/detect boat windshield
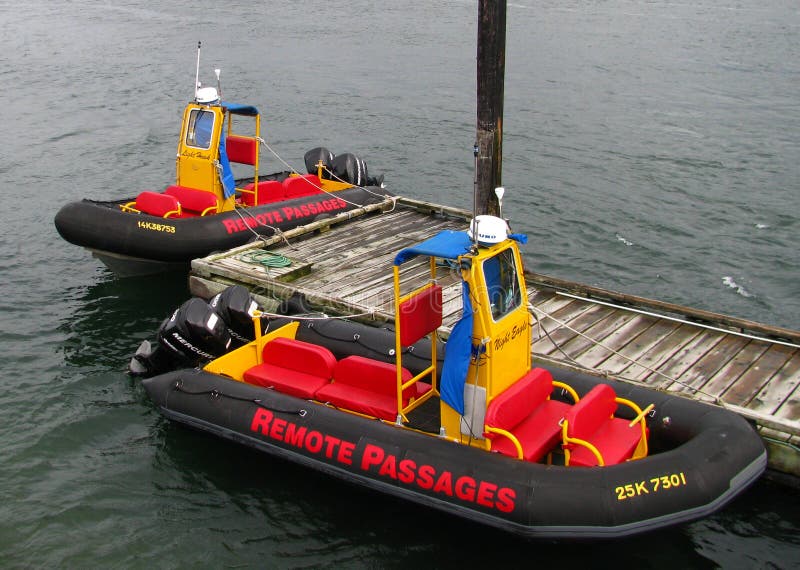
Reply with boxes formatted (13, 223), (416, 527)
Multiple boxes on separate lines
(483, 248), (522, 321)
(185, 109), (216, 149)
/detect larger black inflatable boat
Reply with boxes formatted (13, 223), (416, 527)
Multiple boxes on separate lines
(131, 221), (766, 539)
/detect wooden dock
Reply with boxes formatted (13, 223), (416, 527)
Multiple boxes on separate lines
(189, 196), (800, 477)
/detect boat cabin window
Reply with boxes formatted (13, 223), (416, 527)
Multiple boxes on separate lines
(185, 109), (216, 150)
(482, 248), (522, 321)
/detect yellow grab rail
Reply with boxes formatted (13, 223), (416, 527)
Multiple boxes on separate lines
(485, 426), (524, 460)
(561, 420), (606, 466)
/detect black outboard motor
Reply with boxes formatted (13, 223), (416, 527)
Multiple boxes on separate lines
(331, 152), (368, 187)
(208, 285), (261, 348)
(130, 297), (232, 377)
(304, 147), (335, 179)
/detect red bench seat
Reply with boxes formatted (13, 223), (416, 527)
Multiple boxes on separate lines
(484, 368), (572, 462)
(240, 180), (285, 206)
(563, 384), (646, 467)
(133, 191), (181, 218)
(164, 185), (218, 216)
(315, 355), (431, 421)
(283, 174), (323, 199)
(243, 337), (336, 399)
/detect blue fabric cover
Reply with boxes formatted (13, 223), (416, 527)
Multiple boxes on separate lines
(217, 122), (236, 199)
(393, 230), (528, 266)
(394, 231), (472, 266)
(395, 228), (528, 414)
(221, 102), (260, 116)
(440, 281), (474, 415)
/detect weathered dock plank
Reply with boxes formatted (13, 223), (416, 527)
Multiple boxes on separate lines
(571, 312), (645, 369)
(722, 344), (797, 406)
(752, 356), (800, 415)
(698, 342), (772, 403)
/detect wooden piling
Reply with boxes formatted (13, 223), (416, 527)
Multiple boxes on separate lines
(475, 0), (507, 216)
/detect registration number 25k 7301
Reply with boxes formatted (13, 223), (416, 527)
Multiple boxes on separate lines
(615, 472), (688, 501)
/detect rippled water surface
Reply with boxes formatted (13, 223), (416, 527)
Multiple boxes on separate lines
(2, 1), (799, 567)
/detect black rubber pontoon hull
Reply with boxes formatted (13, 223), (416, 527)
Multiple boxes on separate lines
(142, 367), (766, 539)
(55, 186), (392, 265)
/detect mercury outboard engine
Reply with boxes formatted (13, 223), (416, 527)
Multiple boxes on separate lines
(331, 152), (368, 187)
(304, 147), (335, 179)
(130, 297), (232, 377)
(208, 285), (261, 348)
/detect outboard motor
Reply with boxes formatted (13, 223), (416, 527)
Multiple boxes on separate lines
(129, 297), (232, 377)
(209, 285), (261, 348)
(304, 147), (335, 179)
(331, 152), (368, 187)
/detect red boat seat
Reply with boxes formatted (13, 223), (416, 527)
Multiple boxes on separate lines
(243, 337), (336, 399)
(484, 368), (572, 462)
(240, 180), (285, 206)
(284, 174), (323, 198)
(164, 185), (219, 216)
(134, 191), (181, 218)
(226, 135), (258, 166)
(315, 355), (431, 422)
(563, 384), (645, 467)
(398, 283), (442, 346)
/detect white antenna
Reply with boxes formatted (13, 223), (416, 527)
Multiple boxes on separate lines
(494, 186), (505, 219)
(472, 143), (479, 248)
(194, 41), (202, 100)
(214, 68), (221, 99)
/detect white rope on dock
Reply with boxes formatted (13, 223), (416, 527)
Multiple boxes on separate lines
(556, 291), (800, 350)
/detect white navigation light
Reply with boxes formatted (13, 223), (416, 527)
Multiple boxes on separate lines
(196, 86), (220, 104)
(468, 215), (508, 245)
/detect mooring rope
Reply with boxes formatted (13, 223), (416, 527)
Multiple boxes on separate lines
(258, 138), (398, 209)
(226, 138), (399, 249)
(229, 203), (293, 248)
(238, 250), (292, 269)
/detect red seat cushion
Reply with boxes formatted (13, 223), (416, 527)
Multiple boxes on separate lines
(489, 400), (571, 461)
(484, 368), (569, 461)
(566, 384), (617, 440)
(242, 338), (336, 399)
(226, 135), (258, 165)
(565, 384), (643, 467)
(485, 368), (555, 431)
(314, 356), (427, 421)
(164, 185), (218, 215)
(135, 191), (180, 217)
(567, 417), (643, 467)
(398, 284), (443, 346)
(284, 174), (322, 198)
(240, 180), (285, 206)
(243, 364), (331, 400)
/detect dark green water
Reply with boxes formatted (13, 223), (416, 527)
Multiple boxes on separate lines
(2, 1), (798, 567)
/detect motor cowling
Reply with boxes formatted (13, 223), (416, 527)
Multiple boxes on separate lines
(208, 285), (261, 348)
(331, 152), (368, 186)
(304, 147), (335, 179)
(130, 297), (232, 377)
